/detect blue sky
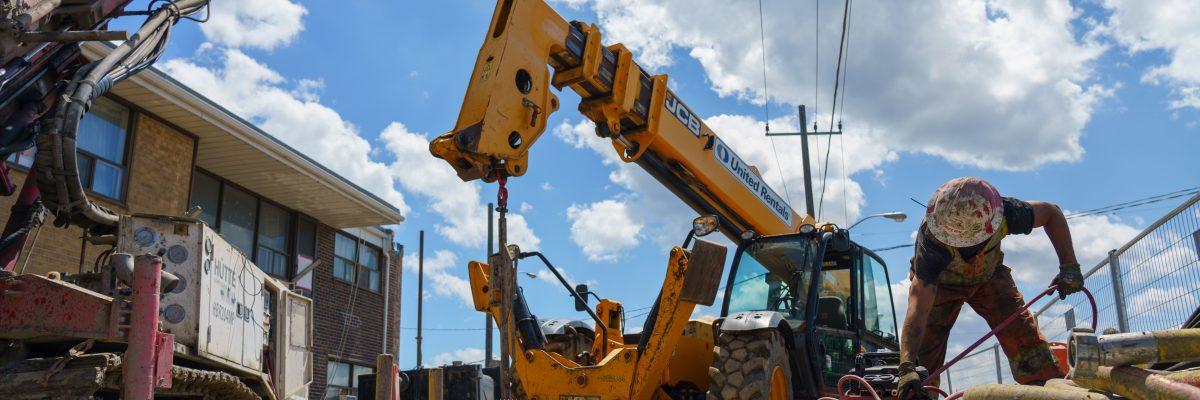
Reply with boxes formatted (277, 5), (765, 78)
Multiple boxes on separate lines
(116, 0), (1198, 368)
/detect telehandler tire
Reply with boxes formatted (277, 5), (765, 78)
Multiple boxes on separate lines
(706, 330), (792, 400)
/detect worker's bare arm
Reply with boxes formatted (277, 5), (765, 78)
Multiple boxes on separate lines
(900, 273), (937, 364)
(1029, 201), (1078, 266)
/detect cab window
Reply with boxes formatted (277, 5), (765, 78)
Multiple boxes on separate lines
(860, 252), (897, 342)
(816, 269), (851, 330)
(726, 235), (818, 317)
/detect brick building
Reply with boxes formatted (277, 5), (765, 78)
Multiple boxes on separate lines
(0, 43), (405, 399)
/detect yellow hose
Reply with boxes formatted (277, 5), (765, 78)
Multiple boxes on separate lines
(1073, 366), (1200, 400)
(960, 384), (1110, 400)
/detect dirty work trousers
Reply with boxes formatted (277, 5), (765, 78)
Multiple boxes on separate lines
(916, 265), (1063, 386)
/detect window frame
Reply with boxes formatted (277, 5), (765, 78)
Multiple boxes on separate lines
(324, 360), (373, 399)
(255, 200), (293, 278)
(293, 215), (319, 296)
(332, 231), (383, 292)
(192, 168), (307, 281)
(857, 248), (899, 345)
(6, 94), (136, 204)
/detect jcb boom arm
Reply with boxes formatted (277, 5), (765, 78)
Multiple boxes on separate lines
(431, 0), (814, 241)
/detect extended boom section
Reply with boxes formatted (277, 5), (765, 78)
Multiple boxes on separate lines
(430, 0), (812, 241)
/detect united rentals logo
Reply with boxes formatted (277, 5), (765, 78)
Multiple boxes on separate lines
(712, 137), (793, 227)
(664, 90), (702, 137)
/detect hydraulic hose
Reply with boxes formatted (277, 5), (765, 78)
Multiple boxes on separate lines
(1073, 366), (1200, 400)
(816, 285), (1098, 399)
(1071, 328), (1200, 378)
(34, 0), (208, 232)
(924, 285), (1097, 386)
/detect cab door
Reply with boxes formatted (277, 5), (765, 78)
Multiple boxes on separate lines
(857, 249), (899, 352)
(811, 244), (900, 392)
(812, 248), (861, 389)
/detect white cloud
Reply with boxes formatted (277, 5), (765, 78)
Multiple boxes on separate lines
(551, 0), (591, 10)
(1101, 0), (1200, 110)
(1002, 213), (1141, 286)
(519, 202), (534, 213)
(573, 0), (1108, 170)
(553, 119), (722, 251)
(404, 250), (472, 307)
(541, 182), (554, 191)
(532, 268), (594, 290)
(381, 123), (541, 250)
(553, 109), (896, 258)
(160, 49), (409, 213)
(199, 0), (307, 50)
(432, 347), (485, 366)
(705, 114), (896, 225)
(566, 199), (643, 262)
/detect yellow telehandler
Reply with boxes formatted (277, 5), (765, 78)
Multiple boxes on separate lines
(430, 1), (902, 398)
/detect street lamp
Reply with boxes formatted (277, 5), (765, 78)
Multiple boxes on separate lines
(848, 212), (907, 230)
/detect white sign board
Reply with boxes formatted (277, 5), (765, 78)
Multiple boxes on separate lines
(712, 137), (794, 227)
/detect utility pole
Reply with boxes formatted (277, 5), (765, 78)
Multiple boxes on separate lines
(416, 230), (424, 368)
(765, 105), (842, 218)
(485, 203), (494, 367)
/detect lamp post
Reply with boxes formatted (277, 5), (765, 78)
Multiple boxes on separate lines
(847, 212), (907, 230)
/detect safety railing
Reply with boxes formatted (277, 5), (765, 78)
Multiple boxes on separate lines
(938, 192), (1200, 392)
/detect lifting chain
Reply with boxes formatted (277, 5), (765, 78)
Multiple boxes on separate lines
(41, 338), (94, 386)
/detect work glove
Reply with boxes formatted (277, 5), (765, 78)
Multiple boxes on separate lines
(897, 361), (927, 400)
(1053, 262), (1084, 299)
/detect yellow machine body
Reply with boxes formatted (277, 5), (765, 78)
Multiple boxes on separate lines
(468, 241), (725, 399)
(436, 0), (832, 398)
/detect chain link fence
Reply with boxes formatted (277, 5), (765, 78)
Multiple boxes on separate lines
(938, 193), (1200, 393)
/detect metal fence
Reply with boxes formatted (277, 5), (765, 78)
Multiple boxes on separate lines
(938, 193), (1200, 393)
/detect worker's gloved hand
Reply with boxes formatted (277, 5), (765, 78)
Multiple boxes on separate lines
(897, 361), (927, 399)
(1053, 262), (1084, 299)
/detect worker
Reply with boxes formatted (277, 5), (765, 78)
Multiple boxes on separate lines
(897, 177), (1084, 399)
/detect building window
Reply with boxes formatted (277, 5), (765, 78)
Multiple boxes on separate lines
(191, 172), (221, 227)
(333, 234), (357, 282)
(6, 96), (131, 201)
(333, 232), (381, 291)
(358, 242), (380, 291)
(256, 202), (291, 277)
(325, 361), (373, 400)
(76, 96), (130, 200)
(219, 185), (257, 256)
(294, 217), (317, 295)
(190, 170), (309, 280)
(6, 148), (33, 168)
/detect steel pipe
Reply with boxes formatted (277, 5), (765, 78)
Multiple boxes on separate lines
(959, 384), (1110, 400)
(122, 254), (162, 400)
(1073, 366), (1200, 400)
(18, 30), (129, 43)
(1071, 328), (1200, 378)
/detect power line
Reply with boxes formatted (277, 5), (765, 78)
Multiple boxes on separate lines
(759, 0), (794, 208)
(837, 0), (854, 225)
(1066, 186), (1200, 219)
(872, 244), (914, 253)
(817, 0), (853, 220)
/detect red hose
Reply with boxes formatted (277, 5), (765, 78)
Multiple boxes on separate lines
(818, 374), (883, 400)
(817, 285), (1098, 399)
(923, 285), (1097, 386)
(923, 386), (949, 398)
